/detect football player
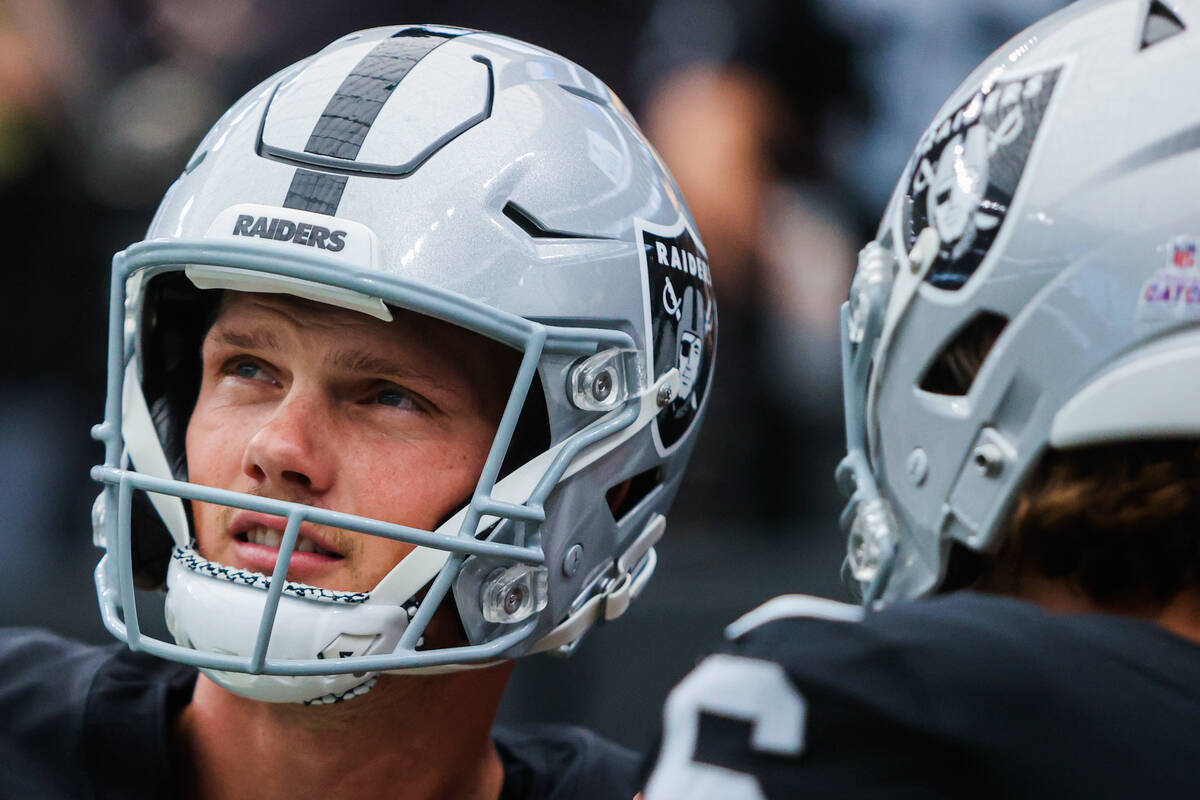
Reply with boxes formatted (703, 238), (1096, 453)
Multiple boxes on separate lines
(643, 1), (1200, 796)
(0, 26), (716, 799)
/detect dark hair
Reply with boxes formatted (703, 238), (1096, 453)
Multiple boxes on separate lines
(992, 441), (1200, 606)
(931, 322), (1200, 606)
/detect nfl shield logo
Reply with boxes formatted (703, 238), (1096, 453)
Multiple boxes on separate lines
(1172, 240), (1196, 268)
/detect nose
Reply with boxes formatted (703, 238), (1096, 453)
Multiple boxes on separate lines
(241, 390), (335, 495)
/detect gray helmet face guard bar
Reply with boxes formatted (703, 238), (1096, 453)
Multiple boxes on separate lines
(836, 300), (896, 606)
(836, 237), (905, 604)
(91, 237), (640, 675)
(836, 230), (942, 605)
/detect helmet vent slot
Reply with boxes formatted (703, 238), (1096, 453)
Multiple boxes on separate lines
(559, 84), (608, 106)
(918, 311), (1008, 396)
(502, 201), (594, 240)
(607, 467), (663, 522)
(1142, 1), (1186, 49)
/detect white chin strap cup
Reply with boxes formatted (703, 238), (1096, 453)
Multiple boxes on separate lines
(164, 557), (409, 704)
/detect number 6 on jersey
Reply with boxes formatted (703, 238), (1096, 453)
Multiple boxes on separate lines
(644, 654), (806, 800)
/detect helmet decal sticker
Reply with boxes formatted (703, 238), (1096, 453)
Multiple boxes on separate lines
(906, 66), (1062, 290)
(637, 218), (717, 453)
(1137, 236), (1200, 320)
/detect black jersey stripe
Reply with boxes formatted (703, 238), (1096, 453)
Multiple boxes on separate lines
(282, 169), (348, 215)
(303, 31), (457, 160)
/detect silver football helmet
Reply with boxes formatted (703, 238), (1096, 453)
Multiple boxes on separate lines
(91, 25), (716, 703)
(838, 0), (1200, 603)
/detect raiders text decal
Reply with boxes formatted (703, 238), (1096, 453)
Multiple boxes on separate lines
(637, 218), (717, 453)
(906, 66), (1062, 290)
(232, 214), (348, 252)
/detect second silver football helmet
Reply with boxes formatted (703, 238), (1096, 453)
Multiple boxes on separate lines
(839, 0), (1200, 603)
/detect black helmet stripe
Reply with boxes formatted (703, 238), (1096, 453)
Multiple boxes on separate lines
(283, 28), (460, 215)
(283, 169), (349, 216)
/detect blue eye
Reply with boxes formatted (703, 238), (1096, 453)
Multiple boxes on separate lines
(376, 387), (416, 409)
(233, 361), (262, 380)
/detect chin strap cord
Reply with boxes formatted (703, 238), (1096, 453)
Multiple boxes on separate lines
(303, 675), (379, 706)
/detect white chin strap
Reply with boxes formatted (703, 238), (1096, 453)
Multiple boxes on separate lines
(164, 555), (411, 704)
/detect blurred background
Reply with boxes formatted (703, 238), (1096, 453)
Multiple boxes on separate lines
(0, 0), (1067, 752)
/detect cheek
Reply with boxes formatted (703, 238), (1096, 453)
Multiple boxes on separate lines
(351, 432), (492, 531)
(185, 393), (252, 555)
(348, 449), (484, 586)
(185, 401), (226, 485)
(185, 391), (259, 484)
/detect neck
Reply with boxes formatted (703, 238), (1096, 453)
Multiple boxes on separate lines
(1008, 574), (1200, 645)
(174, 664), (513, 800)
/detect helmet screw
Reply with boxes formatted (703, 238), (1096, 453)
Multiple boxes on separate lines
(906, 448), (929, 486)
(592, 370), (613, 402)
(562, 543), (583, 577)
(503, 584), (527, 615)
(657, 384), (674, 407)
(972, 443), (1005, 477)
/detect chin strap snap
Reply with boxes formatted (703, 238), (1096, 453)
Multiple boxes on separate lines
(531, 513), (666, 656)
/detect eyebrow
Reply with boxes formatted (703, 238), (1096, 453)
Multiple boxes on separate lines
(325, 348), (437, 381)
(213, 328), (280, 351)
(211, 324), (440, 384)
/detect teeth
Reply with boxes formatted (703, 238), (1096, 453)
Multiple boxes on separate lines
(244, 526), (336, 557)
(246, 526), (282, 549)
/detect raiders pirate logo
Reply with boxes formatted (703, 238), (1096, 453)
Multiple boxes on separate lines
(637, 218), (717, 453)
(906, 65), (1062, 290)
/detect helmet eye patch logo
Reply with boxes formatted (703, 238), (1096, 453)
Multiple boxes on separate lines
(906, 66), (1062, 290)
(637, 219), (717, 452)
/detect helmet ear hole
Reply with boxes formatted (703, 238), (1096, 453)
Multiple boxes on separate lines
(918, 311), (1008, 396)
(938, 540), (992, 593)
(606, 467), (663, 523)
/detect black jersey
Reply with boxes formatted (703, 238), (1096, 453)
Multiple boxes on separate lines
(0, 629), (638, 800)
(642, 591), (1200, 799)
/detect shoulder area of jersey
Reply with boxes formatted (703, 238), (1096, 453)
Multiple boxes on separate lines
(724, 594), (865, 640)
(720, 592), (1041, 642)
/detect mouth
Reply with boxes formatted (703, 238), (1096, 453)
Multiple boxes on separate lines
(236, 525), (342, 558)
(226, 513), (346, 579)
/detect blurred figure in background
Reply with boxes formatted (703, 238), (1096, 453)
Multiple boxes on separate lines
(635, 0), (1069, 528)
(638, 0), (859, 527)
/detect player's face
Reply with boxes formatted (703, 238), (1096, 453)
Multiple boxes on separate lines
(185, 292), (515, 593)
